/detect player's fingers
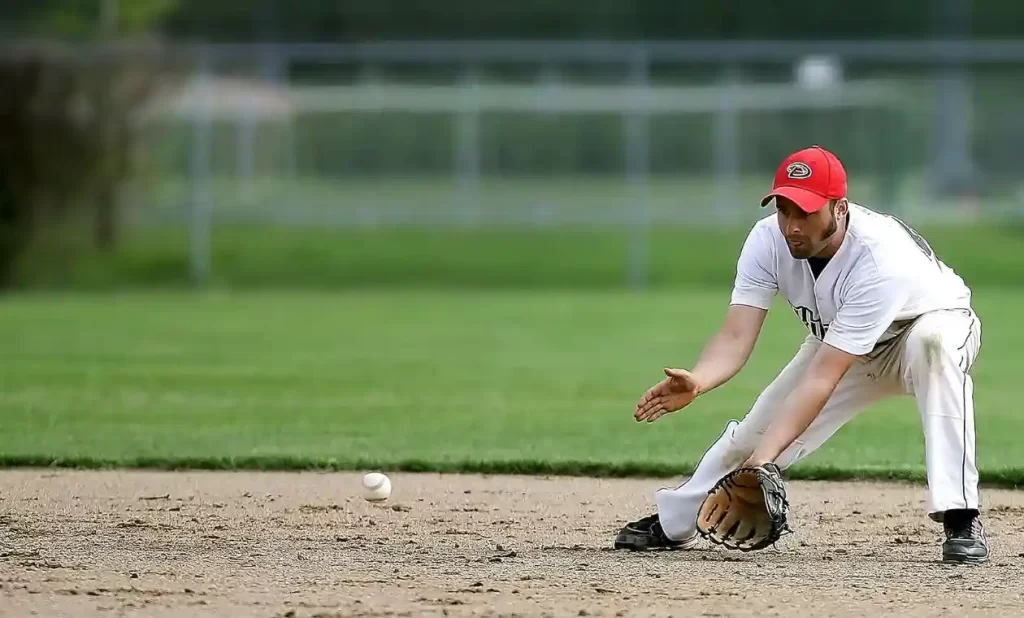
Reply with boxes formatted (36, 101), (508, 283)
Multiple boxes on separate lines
(636, 389), (657, 407)
(648, 406), (674, 422)
(634, 402), (654, 421)
(644, 402), (671, 422)
(637, 396), (666, 417)
(637, 407), (657, 422)
(634, 397), (651, 415)
(635, 388), (651, 405)
(636, 389), (659, 409)
(635, 399), (664, 421)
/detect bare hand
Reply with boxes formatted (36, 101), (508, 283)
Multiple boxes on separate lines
(634, 368), (702, 423)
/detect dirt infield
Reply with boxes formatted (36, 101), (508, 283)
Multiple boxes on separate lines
(1, 470), (1023, 617)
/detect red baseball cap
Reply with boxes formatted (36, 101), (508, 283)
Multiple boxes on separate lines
(760, 145), (847, 213)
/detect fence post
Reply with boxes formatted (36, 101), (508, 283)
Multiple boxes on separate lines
(714, 64), (741, 223)
(237, 100), (255, 203)
(624, 50), (651, 290)
(455, 68), (482, 224)
(931, 0), (975, 201)
(264, 47), (297, 180)
(189, 47), (213, 286)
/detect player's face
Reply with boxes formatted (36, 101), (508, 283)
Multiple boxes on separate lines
(774, 197), (841, 259)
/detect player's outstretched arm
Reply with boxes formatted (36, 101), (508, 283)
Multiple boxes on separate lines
(688, 303), (769, 394)
(744, 341), (856, 466)
(634, 303), (767, 422)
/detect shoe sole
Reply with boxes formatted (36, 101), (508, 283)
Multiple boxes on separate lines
(942, 553), (989, 565)
(613, 533), (699, 552)
(942, 541), (989, 565)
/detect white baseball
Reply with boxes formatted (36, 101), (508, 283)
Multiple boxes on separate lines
(361, 472), (392, 502)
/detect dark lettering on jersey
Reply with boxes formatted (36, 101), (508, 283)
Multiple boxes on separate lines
(793, 304), (828, 340)
(881, 212), (938, 263)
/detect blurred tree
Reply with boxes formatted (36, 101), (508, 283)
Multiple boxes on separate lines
(8, 0), (179, 39)
(0, 45), (172, 286)
(0, 1), (177, 287)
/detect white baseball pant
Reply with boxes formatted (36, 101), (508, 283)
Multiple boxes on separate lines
(655, 307), (983, 541)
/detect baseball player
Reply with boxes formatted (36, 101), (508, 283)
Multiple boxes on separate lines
(614, 145), (988, 564)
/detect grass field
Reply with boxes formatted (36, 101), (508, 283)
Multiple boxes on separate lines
(19, 222), (1024, 290)
(2, 288), (1022, 485)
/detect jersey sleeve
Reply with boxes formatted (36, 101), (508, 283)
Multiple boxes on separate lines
(823, 265), (910, 356)
(730, 223), (778, 310)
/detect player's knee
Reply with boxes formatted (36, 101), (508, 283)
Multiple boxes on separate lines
(905, 323), (957, 373)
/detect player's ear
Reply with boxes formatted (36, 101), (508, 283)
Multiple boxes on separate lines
(835, 198), (849, 217)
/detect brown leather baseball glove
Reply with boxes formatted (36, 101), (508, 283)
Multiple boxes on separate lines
(696, 463), (792, 551)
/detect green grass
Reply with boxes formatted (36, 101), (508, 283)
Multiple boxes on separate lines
(17, 222), (1024, 291)
(1, 288), (1023, 486)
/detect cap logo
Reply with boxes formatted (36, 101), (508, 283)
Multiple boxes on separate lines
(786, 162), (812, 179)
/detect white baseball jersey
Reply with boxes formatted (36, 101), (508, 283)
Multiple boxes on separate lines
(730, 202), (973, 356)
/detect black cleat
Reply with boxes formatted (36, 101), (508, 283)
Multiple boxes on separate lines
(613, 513), (698, 551)
(942, 509), (989, 564)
